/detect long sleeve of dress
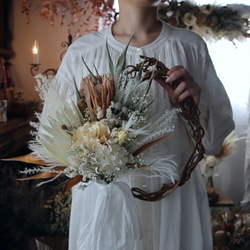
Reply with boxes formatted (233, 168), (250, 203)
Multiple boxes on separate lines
(194, 40), (235, 155)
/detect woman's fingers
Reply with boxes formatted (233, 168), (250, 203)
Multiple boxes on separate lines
(156, 78), (180, 107)
(166, 65), (192, 84)
(174, 81), (200, 105)
(155, 65), (201, 107)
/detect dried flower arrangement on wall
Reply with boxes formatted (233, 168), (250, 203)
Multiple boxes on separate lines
(158, 1), (250, 42)
(21, 0), (115, 36)
(22, 1), (250, 42)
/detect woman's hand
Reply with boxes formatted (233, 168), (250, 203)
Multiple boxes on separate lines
(157, 65), (201, 107)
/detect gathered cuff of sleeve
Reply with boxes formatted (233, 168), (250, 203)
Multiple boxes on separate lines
(198, 92), (235, 155)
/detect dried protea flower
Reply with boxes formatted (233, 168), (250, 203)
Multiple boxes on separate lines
(80, 74), (114, 121)
(78, 98), (87, 111)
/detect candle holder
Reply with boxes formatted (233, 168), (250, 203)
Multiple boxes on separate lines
(60, 34), (72, 61)
(30, 64), (57, 77)
(30, 34), (72, 77)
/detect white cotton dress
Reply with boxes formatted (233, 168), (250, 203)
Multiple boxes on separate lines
(53, 21), (235, 250)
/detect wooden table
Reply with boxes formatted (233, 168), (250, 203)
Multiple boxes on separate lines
(209, 187), (234, 208)
(0, 115), (35, 158)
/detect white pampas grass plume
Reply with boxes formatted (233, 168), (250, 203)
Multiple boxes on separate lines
(30, 74), (85, 167)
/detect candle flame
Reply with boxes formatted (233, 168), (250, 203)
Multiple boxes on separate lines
(32, 40), (39, 55)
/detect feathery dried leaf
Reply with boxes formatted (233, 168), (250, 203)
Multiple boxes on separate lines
(132, 132), (177, 156)
(17, 166), (66, 181)
(2, 153), (48, 165)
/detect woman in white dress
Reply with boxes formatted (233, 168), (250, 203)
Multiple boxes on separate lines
(53, 0), (235, 249)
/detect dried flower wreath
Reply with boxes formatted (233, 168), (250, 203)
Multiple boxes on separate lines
(158, 0), (250, 42)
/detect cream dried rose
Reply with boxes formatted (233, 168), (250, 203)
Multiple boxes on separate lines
(73, 121), (110, 149)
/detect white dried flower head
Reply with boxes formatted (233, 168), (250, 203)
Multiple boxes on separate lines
(116, 128), (129, 144)
(188, 24), (200, 32)
(110, 127), (118, 138)
(106, 106), (113, 118)
(198, 26), (214, 41)
(205, 155), (222, 167)
(114, 102), (122, 110)
(121, 106), (128, 114)
(200, 4), (214, 15)
(183, 12), (197, 26)
(94, 143), (134, 175)
(96, 106), (104, 119)
(166, 11), (174, 17)
(67, 155), (82, 167)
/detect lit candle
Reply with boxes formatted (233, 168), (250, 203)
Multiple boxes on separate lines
(32, 40), (39, 64)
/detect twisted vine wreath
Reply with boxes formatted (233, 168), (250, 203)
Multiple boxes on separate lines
(128, 56), (205, 202)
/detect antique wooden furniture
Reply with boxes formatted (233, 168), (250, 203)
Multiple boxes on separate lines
(0, 115), (35, 158)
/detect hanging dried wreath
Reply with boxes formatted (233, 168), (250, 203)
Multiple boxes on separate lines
(158, 0), (250, 42)
(21, 0), (115, 36)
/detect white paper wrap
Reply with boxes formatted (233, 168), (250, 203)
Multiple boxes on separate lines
(77, 182), (142, 250)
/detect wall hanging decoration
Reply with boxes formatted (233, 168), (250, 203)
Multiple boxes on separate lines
(158, 0), (250, 42)
(21, 0), (115, 36)
(21, 1), (250, 42)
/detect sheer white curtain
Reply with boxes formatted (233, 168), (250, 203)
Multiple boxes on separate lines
(191, 0), (250, 205)
(242, 94), (250, 211)
(206, 39), (250, 205)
